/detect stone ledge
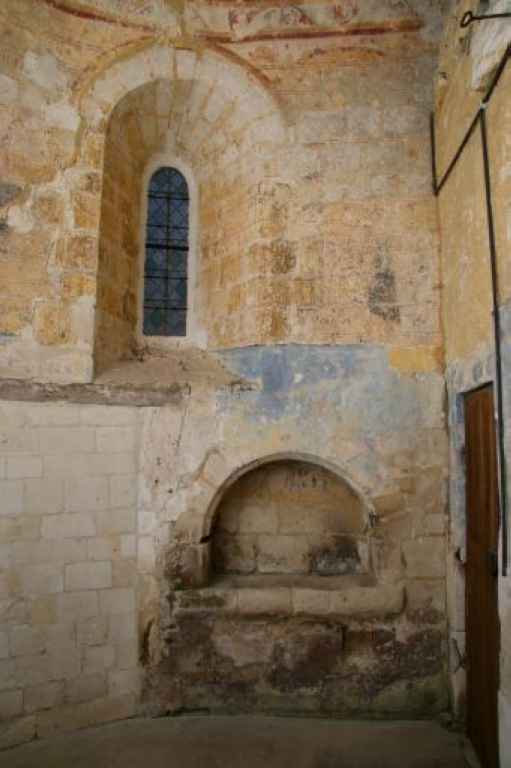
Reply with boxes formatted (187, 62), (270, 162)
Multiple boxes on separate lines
(174, 582), (405, 619)
(0, 378), (186, 407)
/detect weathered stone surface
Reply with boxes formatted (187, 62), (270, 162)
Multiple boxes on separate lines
(406, 580), (446, 623)
(402, 538), (446, 579)
(329, 584), (404, 618)
(166, 543), (211, 589)
(213, 460), (367, 576)
(0, 379), (185, 407)
(0, 183), (22, 208)
(0, 0), (443, 379)
(0, 0), (455, 743)
(435, 9), (511, 754)
(0, 399), (140, 742)
(173, 582), (404, 621)
(150, 611), (445, 718)
(237, 587), (292, 616)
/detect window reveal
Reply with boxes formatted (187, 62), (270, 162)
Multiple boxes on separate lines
(143, 167), (189, 337)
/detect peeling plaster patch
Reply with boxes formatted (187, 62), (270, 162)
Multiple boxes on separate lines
(0, 183), (22, 208)
(368, 248), (399, 323)
(0, 75), (18, 105)
(80, 96), (104, 129)
(70, 297), (96, 348)
(7, 206), (34, 234)
(228, 6), (315, 41)
(389, 346), (442, 374)
(23, 52), (69, 91)
(470, 0), (511, 89)
(217, 345), (443, 434)
(45, 102), (80, 131)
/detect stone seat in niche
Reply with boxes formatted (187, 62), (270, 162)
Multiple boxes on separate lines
(173, 574), (404, 619)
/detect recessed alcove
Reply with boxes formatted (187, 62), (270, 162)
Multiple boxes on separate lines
(211, 459), (370, 581)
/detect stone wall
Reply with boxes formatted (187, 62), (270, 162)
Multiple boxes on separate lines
(434, 1), (511, 763)
(0, 0), (444, 380)
(142, 345), (448, 719)
(94, 87), (146, 371)
(0, 401), (140, 747)
(0, 341), (449, 742)
(0, 0), (452, 749)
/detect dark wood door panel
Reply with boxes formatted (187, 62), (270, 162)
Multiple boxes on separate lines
(465, 385), (500, 768)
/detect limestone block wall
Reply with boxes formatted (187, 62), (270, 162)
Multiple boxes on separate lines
(92, 24), (442, 360)
(434, 1), (511, 759)
(0, 401), (140, 748)
(95, 89), (146, 370)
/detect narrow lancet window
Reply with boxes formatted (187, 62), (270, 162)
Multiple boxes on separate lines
(143, 167), (189, 337)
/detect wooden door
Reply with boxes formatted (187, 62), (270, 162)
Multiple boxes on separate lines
(465, 385), (500, 768)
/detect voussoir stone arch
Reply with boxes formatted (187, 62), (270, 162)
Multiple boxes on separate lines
(174, 450), (375, 544)
(80, 45), (284, 134)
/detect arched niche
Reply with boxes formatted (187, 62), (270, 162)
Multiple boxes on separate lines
(211, 458), (369, 578)
(167, 452), (374, 590)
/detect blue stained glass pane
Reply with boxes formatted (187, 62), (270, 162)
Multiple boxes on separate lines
(147, 197), (167, 226)
(167, 310), (186, 336)
(145, 248), (168, 275)
(146, 225), (167, 245)
(144, 166), (189, 337)
(170, 250), (187, 275)
(144, 277), (166, 302)
(149, 168), (171, 194)
(170, 233), (188, 248)
(168, 169), (188, 198)
(168, 279), (187, 306)
(143, 307), (166, 336)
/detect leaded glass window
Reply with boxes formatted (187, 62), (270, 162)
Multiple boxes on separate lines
(143, 167), (189, 337)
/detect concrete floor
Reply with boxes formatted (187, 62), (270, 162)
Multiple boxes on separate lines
(1, 716), (472, 768)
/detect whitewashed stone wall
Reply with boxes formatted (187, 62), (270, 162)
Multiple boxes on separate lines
(0, 401), (141, 747)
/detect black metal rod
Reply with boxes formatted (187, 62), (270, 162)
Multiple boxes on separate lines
(430, 113), (438, 194)
(433, 44), (511, 195)
(480, 109), (508, 577)
(435, 110), (481, 195)
(461, 10), (511, 28)
(431, 43), (511, 575)
(482, 42), (511, 106)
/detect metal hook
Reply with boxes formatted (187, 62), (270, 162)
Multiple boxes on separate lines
(461, 9), (511, 27)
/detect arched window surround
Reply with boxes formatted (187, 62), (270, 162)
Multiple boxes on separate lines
(137, 153), (203, 350)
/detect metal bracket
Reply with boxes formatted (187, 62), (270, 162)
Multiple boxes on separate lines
(461, 10), (511, 28)
(451, 637), (466, 673)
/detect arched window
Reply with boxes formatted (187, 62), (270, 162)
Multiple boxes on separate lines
(143, 167), (189, 337)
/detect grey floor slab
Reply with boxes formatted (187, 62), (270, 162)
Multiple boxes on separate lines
(1, 716), (470, 768)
